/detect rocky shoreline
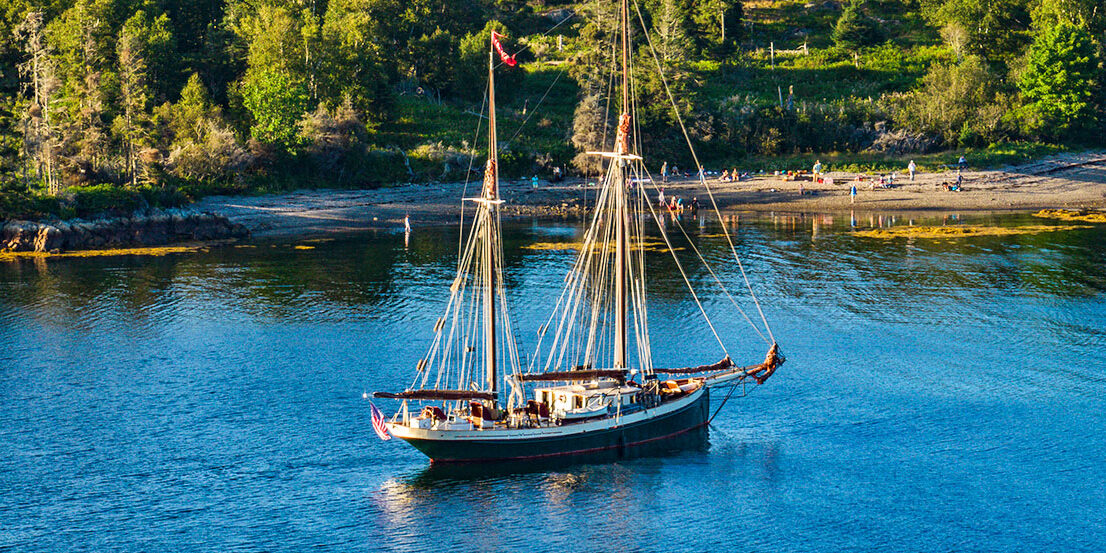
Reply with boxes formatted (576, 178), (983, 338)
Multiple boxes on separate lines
(1, 209), (250, 253)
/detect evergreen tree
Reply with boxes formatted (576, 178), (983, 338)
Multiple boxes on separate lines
(119, 10), (176, 103)
(832, 0), (884, 51)
(15, 10), (62, 193)
(927, 0), (1032, 62)
(1018, 21), (1099, 139)
(455, 21), (523, 102)
(689, 0), (742, 56)
(114, 20), (151, 186)
(650, 0), (693, 63)
(319, 0), (392, 116)
(410, 27), (456, 95)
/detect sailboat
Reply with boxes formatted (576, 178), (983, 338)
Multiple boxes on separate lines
(372, 5), (783, 463)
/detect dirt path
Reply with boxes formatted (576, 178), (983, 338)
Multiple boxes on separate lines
(195, 151), (1106, 238)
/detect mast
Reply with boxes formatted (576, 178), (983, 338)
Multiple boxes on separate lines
(614, 0), (631, 369)
(483, 38), (499, 397)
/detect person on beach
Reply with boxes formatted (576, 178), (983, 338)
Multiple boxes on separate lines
(697, 166), (705, 182)
(850, 185), (857, 204)
(671, 164), (679, 178)
(720, 169), (730, 182)
(799, 182), (805, 196)
(958, 155), (967, 171)
(813, 160), (823, 181)
(661, 161), (668, 183)
(731, 168), (739, 181)
(908, 160), (916, 181)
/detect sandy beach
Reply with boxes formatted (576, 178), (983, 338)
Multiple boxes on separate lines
(194, 151), (1106, 238)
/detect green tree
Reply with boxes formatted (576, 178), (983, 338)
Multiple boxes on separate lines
(114, 20), (151, 186)
(1031, 0), (1106, 36)
(832, 0), (884, 50)
(649, 0), (694, 63)
(319, 0), (392, 116)
(161, 73), (222, 145)
(241, 68), (310, 149)
(15, 10), (62, 193)
(927, 0), (1032, 62)
(410, 27), (456, 94)
(118, 10), (176, 103)
(48, 0), (116, 181)
(689, 0), (742, 56)
(1017, 21), (1099, 139)
(455, 21), (523, 102)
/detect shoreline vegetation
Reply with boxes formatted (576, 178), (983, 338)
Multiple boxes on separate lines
(2, 0), (1105, 223)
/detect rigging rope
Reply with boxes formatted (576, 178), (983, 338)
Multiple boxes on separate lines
(636, 182), (729, 357)
(638, 166), (771, 346)
(632, 0), (776, 344)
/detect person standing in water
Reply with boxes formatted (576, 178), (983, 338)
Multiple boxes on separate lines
(404, 214), (411, 233)
(850, 184), (857, 204)
(908, 160), (917, 181)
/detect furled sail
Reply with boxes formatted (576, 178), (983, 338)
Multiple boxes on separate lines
(373, 390), (497, 401)
(513, 369), (629, 383)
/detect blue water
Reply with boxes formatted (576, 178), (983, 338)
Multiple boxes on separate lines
(1, 212), (1104, 552)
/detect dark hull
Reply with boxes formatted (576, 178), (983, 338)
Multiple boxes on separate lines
(401, 389), (710, 463)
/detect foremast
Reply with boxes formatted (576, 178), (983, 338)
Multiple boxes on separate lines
(614, 0), (632, 369)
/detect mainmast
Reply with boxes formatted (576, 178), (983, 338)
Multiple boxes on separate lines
(483, 38), (500, 397)
(614, 0), (631, 369)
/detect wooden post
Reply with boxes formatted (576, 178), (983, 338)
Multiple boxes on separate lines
(770, 41), (775, 68)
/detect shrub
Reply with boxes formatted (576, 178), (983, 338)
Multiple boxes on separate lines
(888, 56), (1014, 147)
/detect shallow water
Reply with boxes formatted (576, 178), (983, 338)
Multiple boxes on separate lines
(1, 212), (1104, 552)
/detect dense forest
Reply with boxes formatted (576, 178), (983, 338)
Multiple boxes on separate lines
(0, 0), (1103, 218)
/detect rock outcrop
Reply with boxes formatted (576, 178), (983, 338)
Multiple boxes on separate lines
(1, 209), (250, 253)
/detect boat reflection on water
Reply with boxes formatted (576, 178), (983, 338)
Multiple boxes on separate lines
(371, 427), (712, 540)
(401, 425), (709, 486)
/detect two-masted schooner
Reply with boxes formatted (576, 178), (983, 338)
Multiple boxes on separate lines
(372, 4), (783, 463)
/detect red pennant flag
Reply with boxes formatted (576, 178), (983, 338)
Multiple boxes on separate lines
(491, 31), (517, 67)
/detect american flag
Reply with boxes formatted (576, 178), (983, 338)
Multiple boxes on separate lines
(370, 402), (391, 441)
